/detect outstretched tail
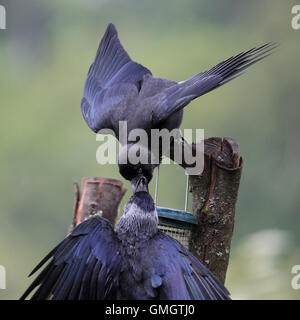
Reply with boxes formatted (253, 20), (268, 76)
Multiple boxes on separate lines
(153, 42), (279, 122)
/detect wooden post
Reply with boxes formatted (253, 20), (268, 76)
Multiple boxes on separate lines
(169, 136), (243, 283)
(70, 177), (127, 232)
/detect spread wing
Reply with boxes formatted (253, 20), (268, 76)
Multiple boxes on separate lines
(150, 42), (278, 124)
(81, 23), (151, 132)
(20, 217), (121, 300)
(143, 232), (230, 300)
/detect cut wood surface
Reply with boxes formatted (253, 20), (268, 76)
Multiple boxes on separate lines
(71, 177), (127, 230)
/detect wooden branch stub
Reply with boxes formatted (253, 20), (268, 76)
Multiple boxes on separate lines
(72, 182), (80, 228)
(188, 137), (243, 284)
(159, 136), (242, 283)
(72, 177), (127, 230)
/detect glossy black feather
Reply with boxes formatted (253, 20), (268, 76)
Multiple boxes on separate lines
(141, 232), (230, 300)
(152, 42), (278, 122)
(80, 23), (277, 137)
(81, 23), (151, 133)
(20, 217), (121, 300)
(21, 203), (231, 300)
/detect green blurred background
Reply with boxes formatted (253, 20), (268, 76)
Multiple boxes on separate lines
(0, 0), (299, 299)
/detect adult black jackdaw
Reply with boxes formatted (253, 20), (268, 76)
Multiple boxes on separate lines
(81, 23), (277, 141)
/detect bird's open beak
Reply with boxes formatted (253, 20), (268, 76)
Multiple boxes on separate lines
(132, 175), (148, 193)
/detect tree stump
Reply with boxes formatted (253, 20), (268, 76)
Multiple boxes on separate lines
(71, 177), (127, 231)
(169, 136), (243, 283)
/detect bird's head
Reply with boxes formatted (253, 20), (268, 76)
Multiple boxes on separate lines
(117, 144), (159, 236)
(118, 143), (158, 194)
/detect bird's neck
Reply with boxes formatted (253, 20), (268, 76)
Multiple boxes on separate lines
(116, 197), (158, 242)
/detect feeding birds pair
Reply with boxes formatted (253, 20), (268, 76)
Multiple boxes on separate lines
(21, 23), (277, 300)
(21, 145), (230, 300)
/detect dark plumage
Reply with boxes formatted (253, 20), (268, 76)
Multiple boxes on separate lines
(81, 23), (277, 138)
(21, 178), (230, 300)
(118, 143), (158, 192)
(20, 217), (121, 300)
(116, 192), (230, 300)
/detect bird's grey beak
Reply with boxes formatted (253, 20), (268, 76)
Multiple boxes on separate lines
(132, 175), (148, 193)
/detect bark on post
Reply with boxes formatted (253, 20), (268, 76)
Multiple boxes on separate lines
(71, 177), (127, 231)
(169, 136), (243, 283)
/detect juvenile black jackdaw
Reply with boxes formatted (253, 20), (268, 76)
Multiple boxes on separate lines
(21, 157), (230, 300)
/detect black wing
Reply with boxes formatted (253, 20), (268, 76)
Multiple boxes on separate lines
(151, 42), (278, 123)
(20, 216), (121, 300)
(81, 23), (151, 132)
(143, 232), (230, 300)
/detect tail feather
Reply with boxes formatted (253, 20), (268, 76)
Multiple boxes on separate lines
(153, 42), (279, 122)
(187, 42), (278, 93)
